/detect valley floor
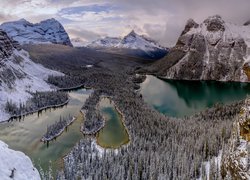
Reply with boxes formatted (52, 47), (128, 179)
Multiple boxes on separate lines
(1, 44), (249, 179)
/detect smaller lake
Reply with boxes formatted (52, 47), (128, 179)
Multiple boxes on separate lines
(141, 75), (250, 117)
(97, 98), (129, 148)
(0, 89), (92, 174)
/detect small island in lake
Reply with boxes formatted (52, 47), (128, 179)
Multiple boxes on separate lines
(41, 115), (76, 142)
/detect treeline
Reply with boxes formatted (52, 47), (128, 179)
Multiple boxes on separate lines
(42, 115), (75, 142)
(55, 66), (241, 180)
(47, 75), (85, 90)
(5, 91), (68, 117)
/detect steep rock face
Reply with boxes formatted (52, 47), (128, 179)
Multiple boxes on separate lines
(0, 18), (72, 46)
(0, 30), (15, 59)
(86, 30), (168, 59)
(152, 15), (250, 82)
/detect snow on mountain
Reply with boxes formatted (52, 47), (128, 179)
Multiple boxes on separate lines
(86, 30), (168, 59)
(0, 29), (64, 122)
(0, 18), (72, 46)
(87, 37), (122, 48)
(0, 140), (40, 180)
(151, 15), (250, 82)
(118, 30), (165, 52)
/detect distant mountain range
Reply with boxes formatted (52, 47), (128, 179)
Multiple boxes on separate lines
(0, 18), (72, 46)
(0, 18), (167, 60)
(148, 15), (250, 82)
(85, 30), (168, 60)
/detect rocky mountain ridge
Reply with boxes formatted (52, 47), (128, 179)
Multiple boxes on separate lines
(149, 15), (250, 82)
(86, 30), (168, 59)
(0, 18), (72, 46)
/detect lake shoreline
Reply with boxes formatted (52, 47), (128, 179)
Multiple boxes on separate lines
(96, 97), (130, 149)
(41, 116), (77, 142)
(1, 84), (93, 124)
(2, 99), (70, 124)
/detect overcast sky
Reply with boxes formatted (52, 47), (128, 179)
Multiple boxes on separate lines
(0, 0), (250, 46)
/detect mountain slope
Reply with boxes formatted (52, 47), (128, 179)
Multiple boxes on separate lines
(150, 15), (250, 82)
(0, 18), (72, 46)
(86, 30), (168, 60)
(0, 29), (63, 122)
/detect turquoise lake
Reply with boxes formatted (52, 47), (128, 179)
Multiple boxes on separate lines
(141, 75), (250, 117)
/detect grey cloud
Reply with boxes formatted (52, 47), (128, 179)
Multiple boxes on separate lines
(66, 28), (101, 41)
(110, 0), (250, 46)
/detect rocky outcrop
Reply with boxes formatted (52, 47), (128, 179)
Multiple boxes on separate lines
(221, 98), (250, 179)
(0, 30), (15, 59)
(150, 15), (250, 82)
(0, 18), (72, 46)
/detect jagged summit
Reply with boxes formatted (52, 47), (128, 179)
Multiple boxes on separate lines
(0, 18), (72, 46)
(125, 30), (137, 37)
(181, 19), (199, 35)
(203, 15), (225, 32)
(121, 30), (142, 44)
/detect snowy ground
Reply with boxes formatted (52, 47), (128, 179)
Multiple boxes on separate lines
(0, 140), (40, 180)
(0, 49), (64, 122)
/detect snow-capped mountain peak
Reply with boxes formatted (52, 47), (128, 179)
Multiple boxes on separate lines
(0, 18), (72, 46)
(86, 30), (168, 59)
(118, 30), (164, 51)
(87, 30), (165, 50)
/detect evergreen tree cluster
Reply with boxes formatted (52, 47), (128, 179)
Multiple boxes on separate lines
(42, 115), (74, 142)
(47, 75), (85, 90)
(5, 91), (68, 118)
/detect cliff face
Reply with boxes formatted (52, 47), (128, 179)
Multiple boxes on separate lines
(151, 15), (250, 82)
(0, 18), (72, 46)
(0, 30), (16, 59)
(221, 98), (250, 179)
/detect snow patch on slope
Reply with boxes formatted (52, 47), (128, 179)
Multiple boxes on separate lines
(0, 140), (40, 180)
(0, 49), (64, 122)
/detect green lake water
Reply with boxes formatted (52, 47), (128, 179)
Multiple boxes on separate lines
(97, 98), (129, 148)
(0, 89), (92, 173)
(141, 75), (250, 117)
